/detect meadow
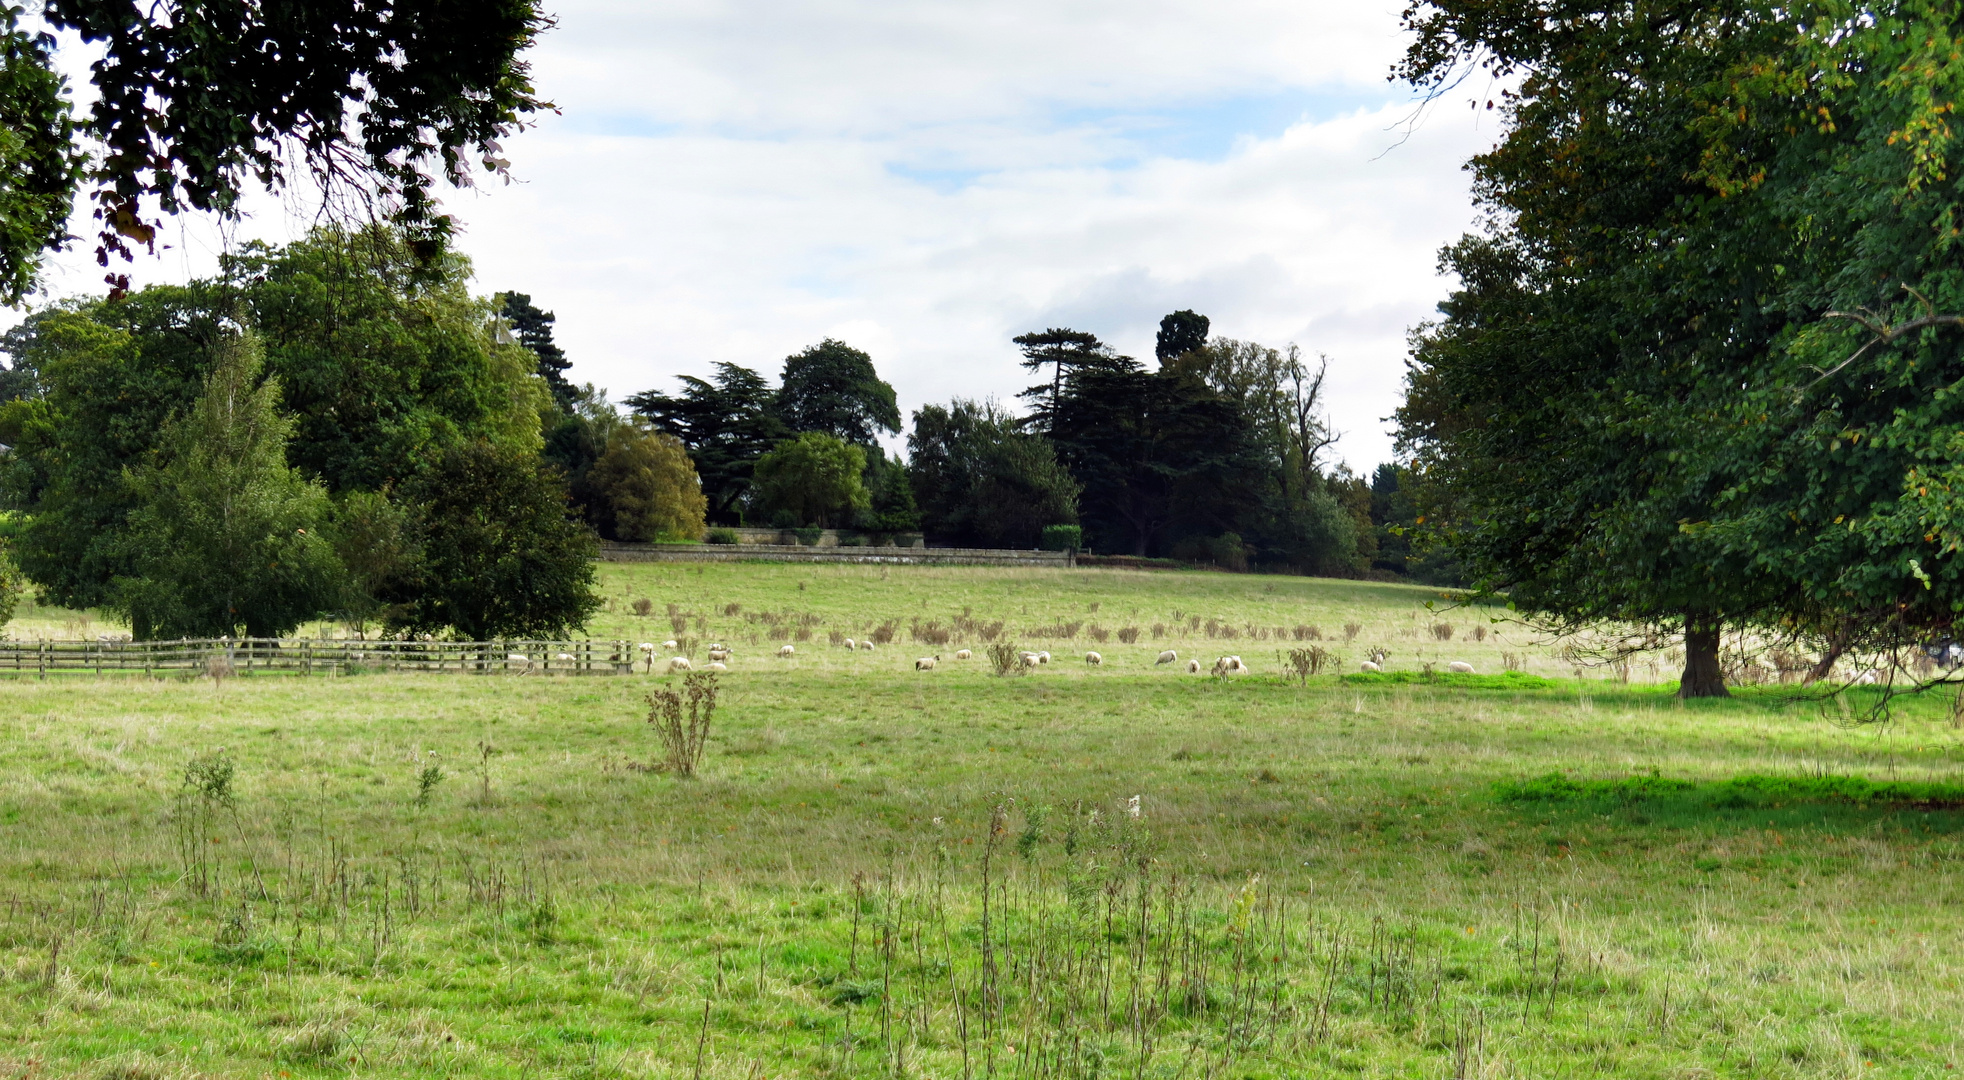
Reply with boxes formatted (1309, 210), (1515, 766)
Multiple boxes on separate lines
(2, 563), (1962, 1078)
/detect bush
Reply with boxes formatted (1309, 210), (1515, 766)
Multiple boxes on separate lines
(792, 526), (823, 546)
(586, 421), (708, 542)
(705, 527), (740, 545)
(1039, 524), (1082, 551)
(751, 432), (869, 528)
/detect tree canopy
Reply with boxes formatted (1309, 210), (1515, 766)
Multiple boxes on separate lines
(776, 340), (900, 447)
(626, 362), (788, 524)
(908, 399), (1078, 548)
(750, 433), (869, 529)
(5, 0), (550, 299)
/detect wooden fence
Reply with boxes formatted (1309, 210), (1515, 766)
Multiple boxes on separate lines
(0, 638), (645, 677)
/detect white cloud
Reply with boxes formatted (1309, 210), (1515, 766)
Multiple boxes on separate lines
(9, 0), (1502, 471)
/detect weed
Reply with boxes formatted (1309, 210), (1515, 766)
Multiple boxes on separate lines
(646, 672), (720, 777)
(1431, 623), (1455, 641)
(987, 642), (1022, 676)
(1344, 622), (1362, 642)
(632, 598), (654, 617)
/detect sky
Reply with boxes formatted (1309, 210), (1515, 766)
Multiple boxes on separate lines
(14, 0), (1503, 472)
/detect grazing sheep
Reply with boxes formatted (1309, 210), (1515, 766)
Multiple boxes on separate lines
(844, 638), (857, 650)
(954, 649), (972, 660)
(1448, 661), (1475, 674)
(555, 652), (576, 662)
(638, 642), (657, 673)
(662, 639), (679, 650)
(1212, 656), (1246, 675)
(1085, 651), (1102, 665)
(1155, 649), (1177, 665)
(707, 648), (730, 662)
(1037, 650), (1051, 664)
(506, 653), (536, 673)
(668, 656), (693, 672)
(705, 661), (729, 672)
(860, 640), (875, 651)
(1186, 659), (1201, 674)
(778, 644), (796, 657)
(1020, 652), (1040, 668)
(915, 656), (939, 671)
(1360, 661), (1382, 673)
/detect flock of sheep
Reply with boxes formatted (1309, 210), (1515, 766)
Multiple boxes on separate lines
(615, 640), (1388, 678)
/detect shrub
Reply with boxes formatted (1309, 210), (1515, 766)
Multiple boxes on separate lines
(1293, 624), (1321, 641)
(987, 641), (1023, 676)
(1343, 622), (1362, 642)
(1472, 625), (1487, 642)
(1430, 623), (1455, 641)
(645, 672), (719, 777)
(705, 528), (740, 545)
(1039, 524), (1082, 551)
(1087, 625), (1110, 642)
(587, 421), (708, 542)
(792, 526), (823, 546)
(870, 620), (897, 644)
(631, 598), (654, 616)
(1116, 626), (1140, 644)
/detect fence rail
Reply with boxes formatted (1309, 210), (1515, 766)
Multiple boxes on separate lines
(0, 638), (646, 677)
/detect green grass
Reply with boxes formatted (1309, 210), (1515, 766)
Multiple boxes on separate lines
(3, 563), (1964, 1077)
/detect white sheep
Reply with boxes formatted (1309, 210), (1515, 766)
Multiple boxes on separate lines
(778, 644), (796, 657)
(638, 642), (657, 673)
(954, 649), (973, 660)
(506, 652), (535, 673)
(661, 639), (679, 650)
(1085, 651), (1102, 665)
(1020, 652), (1040, 668)
(860, 640), (875, 651)
(707, 648), (730, 662)
(915, 656), (939, 671)
(1360, 661), (1382, 673)
(555, 652), (576, 662)
(1448, 661), (1475, 674)
(668, 656), (693, 672)
(1186, 659), (1201, 674)
(705, 661), (729, 672)
(1155, 649), (1177, 665)
(1037, 650), (1051, 664)
(844, 638), (857, 650)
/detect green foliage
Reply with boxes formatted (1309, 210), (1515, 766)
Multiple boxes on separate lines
(39, 0), (550, 286)
(705, 527), (740, 545)
(1154, 310), (1210, 362)
(908, 399), (1079, 548)
(750, 433), (869, 529)
(0, 9), (84, 304)
(111, 333), (342, 640)
(323, 490), (411, 637)
(859, 451), (921, 535)
(383, 440), (600, 640)
(0, 541), (23, 628)
(1013, 328), (1135, 426)
(627, 362), (788, 524)
(499, 291), (573, 411)
(1039, 524), (1081, 551)
(587, 421), (707, 542)
(1495, 772), (1964, 810)
(774, 340), (899, 447)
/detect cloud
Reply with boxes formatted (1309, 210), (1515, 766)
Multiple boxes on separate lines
(8, 0), (1501, 471)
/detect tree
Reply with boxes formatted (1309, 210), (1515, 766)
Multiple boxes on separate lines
(10, 0), (549, 298)
(861, 450), (923, 536)
(111, 332), (342, 640)
(588, 421), (708, 542)
(775, 340), (900, 446)
(541, 383), (622, 531)
(500, 292), (575, 411)
(383, 439), (600, 640)
(325, 489), (412, 638)
(1012, 328), (1137, 429)
(626, 362), (788, 523)
(1155, 310), (1210, 363)
(908, 400), (1079, 548)
(1394, 0), (1799, 695)
(749, 433), (869, 528)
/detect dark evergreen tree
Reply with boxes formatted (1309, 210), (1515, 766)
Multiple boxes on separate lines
(1154, 310), (1210, 363)
(774, 340), (900, 446)
(627, 362), (789, 524)
(1012, 328), (1136, 430)
(500, 292), (575, 411)
(908, 400), (1077, 548)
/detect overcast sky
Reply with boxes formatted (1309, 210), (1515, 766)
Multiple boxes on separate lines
(16, 0), (1501, 472)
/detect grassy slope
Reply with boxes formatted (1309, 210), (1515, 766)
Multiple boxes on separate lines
(2, 564), (1962, 1077)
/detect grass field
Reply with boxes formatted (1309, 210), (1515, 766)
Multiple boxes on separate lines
(4, 564), (1964, 1078)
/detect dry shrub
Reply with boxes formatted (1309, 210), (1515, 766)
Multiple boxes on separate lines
(1030, 620), (1082, 639)
(795, 627), (812, 641)
(870, 620), (898, 644)
(646, 672), (719, 777)
(670, 614), (689, 635)
(1501, 651), (1524, 672)
(1116, 627), (1140, 644)
(1293, 625), (1321, 641)
(828, 629), (845, 646)
(1286, 646), (1338, 684)
(1472, 625), (1487, 642)
(1151, 623), (1166, 638)
(631, 597), (654, 616)
(987, 642), (1023, 676)
(1343, 622), (1362, 642)
(767, 626), (790, 641)
(1430, 623), (1454, 641)
(910, 619), (952, 646)
(723, 602), (742, 616)
(1087, 625), (1110, 643)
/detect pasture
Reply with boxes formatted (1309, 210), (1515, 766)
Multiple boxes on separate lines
(2, 564), (1962, 1078)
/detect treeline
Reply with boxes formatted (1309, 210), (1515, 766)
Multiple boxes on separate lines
(0, 227), (668, 641)
(631, 311), (1414, 575)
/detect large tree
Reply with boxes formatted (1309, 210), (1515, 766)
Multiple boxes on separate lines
(500, 292), (575, 411)
(0, 0), (549, 300)
(112, 332), (341, 639)
(627, 363), (788, 524)
(749, 433), (869, 529)
(908, 399), (1079, 548)
(775, 340), (900, 447)
(1012, 328), (1135, 430)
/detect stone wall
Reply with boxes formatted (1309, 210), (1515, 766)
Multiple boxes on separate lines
(600, 542), (1073, 568)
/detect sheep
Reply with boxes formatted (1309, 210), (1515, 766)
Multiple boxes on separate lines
(860, 640), (875, 651)
(778, 644), (796, 657)
(915, 656), (939, 671)
(1211, 656), (1246, 676)
(1448, 661), (1475, 674)
(662, 639), (679, 650)
(954, 649), (972, 660)
(705, 661), (729, 672)
(638, 642), (657, 673)
(1037, 650), (1051, 664)
(844, 638), (857, 650)
(1155, 649), (1177, 665)
(1020, 652), (1040, 668)
(668, 656), (693, 672)
(505, 652), (536, 673)
(555, 652), (576, 662)
(1186, 659), (1201, 674)
(1360, 661), (1382, 673)
(1085, 651), (1102, 665)
(707, 647), (730, 662)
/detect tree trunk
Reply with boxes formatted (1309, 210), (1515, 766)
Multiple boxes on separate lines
(1679, 614), (1730, 698)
